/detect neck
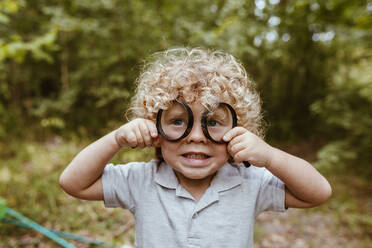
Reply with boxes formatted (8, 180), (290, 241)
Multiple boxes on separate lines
(174, 171), (215, 201)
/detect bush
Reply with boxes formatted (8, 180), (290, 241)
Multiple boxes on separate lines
(312, 59), (372, 175)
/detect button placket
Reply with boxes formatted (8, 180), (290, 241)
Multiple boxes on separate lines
(188, 209), (201, 245)
(192, 212), (198, 219)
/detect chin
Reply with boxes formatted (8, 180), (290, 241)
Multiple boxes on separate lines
(184, 173), (209, 180)
(180, 167), (216, 180)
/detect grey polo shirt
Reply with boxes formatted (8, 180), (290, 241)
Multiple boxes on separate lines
(102, 159), (285, 248)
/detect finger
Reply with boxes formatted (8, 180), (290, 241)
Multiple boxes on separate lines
(228, 141), (246, 157)
(233, 149), (248, 163)
(227, 132), (247, 148)
(139, 121), (152, 147)
(145, 120), (158, 138)
(125, 130), (138, 148)
(223, 127), (247, 142)
(134, 125), (146, 148)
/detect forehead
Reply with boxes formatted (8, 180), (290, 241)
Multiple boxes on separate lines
(163, 101), (206, 118)
(188, 101), (206, 114)
(166, 101), (210, 114)
(165, 101), (230, 117)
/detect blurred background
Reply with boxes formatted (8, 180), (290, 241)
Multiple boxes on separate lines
(0, 0), (371, 247)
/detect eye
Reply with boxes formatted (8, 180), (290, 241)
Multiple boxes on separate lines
(172, 119), (185, 126)
(207, 119), (219, 127)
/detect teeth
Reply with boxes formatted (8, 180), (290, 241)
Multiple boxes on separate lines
(184, 154), (208, 159)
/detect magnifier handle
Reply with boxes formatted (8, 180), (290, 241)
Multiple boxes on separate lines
(243, 161), (251, 168)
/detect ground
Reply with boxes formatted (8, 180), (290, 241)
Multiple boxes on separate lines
(256, 209), (364, 248)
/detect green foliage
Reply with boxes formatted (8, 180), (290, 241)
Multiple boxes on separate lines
(312, 58), (372, 174)
(0, 27), (58, 63)
(314, 141), (357, 172)
(0, 0), (371, 170)
(0, 0), (20, 24)
(0, 196), (6, 219)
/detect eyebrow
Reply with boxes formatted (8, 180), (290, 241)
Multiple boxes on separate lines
(208, 108), (228, 117)
(166, 108), (185, 115)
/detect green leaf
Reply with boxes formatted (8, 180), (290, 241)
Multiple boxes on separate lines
(0, 197), (7, 219)
(0, 13), (9, 23)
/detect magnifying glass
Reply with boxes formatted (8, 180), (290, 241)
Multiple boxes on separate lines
(156, 100), (250, 167)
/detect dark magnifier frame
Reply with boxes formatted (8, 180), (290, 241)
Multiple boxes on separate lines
(156, 100), (250, 167)
(156, 100), (194, 142)
(201, 103), (237, 144)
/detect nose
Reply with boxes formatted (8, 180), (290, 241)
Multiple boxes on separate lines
(186, 121), (207, 143)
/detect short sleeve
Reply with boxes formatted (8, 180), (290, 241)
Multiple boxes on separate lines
(102, 161), (152, 213)
(254, 168), (286, 217)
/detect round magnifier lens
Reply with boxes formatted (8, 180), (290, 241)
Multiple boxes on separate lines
(157, 101), (192, 141)
(204, 103), (236, 143)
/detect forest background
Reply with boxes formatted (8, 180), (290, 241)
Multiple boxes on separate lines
(0, 0), (371, 247)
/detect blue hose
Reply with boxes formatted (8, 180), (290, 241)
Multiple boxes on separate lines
(1, 207), (111, 247)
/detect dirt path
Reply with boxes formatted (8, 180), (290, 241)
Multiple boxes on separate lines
(255, 209), (366, 248)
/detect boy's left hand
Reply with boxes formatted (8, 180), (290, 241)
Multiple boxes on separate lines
(223, 127), (273, 167)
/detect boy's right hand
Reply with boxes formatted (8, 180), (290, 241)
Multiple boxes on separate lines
(114, 118), (158, 148)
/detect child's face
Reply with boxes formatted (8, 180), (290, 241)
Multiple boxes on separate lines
(157, 101), (230, 180)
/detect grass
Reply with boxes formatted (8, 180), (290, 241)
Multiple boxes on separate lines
(0, 137), (154, 247)
(0, 137), (371, 247)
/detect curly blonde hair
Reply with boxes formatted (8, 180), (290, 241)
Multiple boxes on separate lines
(129, 47), (263, 137)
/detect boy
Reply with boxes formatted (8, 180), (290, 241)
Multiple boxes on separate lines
(59, 48), (332, 247)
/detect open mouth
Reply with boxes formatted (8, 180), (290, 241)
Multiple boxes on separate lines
(182, 153), (211, 159)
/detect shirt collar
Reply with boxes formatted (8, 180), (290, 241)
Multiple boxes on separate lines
(154, 161), (179, 189)
(211, 163), (242, 192)
(154, 162), (242, 192)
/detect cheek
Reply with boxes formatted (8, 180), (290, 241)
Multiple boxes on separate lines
(159, 140), (179, 158)
(214, 144), (229, 159)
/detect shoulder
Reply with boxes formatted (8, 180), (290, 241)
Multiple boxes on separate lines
(234, 163), (282, 190)
(234, 163), (269, 180)
(104, 159), (159, 178)
(106, 159), (158, 169)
